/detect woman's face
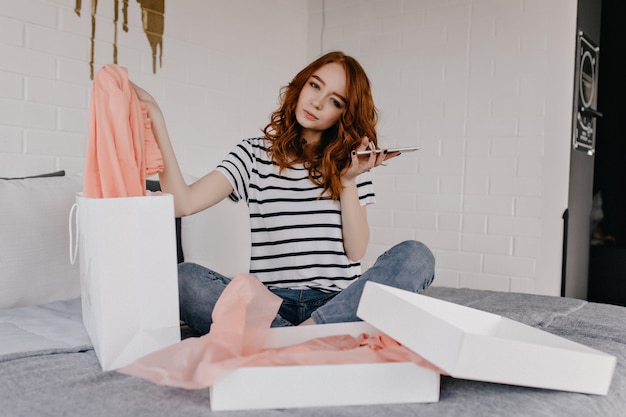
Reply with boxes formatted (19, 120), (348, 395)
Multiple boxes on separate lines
(295, 62), (347, 144)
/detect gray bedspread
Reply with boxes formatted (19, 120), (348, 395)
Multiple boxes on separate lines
(2, 287), (625, 417)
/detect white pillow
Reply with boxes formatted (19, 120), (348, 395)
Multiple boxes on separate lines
(0, 174), (83, 309)
(180, 173), (251, 277)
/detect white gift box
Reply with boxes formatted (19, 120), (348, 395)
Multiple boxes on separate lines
(209, 321), (440, 411)
(357, 282), (617, 396)
(210, 281), (617, 411)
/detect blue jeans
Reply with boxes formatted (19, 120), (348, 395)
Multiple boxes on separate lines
(178, 240), (435, 335)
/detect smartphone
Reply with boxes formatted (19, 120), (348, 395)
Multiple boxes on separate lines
(355, 146), (420, 156)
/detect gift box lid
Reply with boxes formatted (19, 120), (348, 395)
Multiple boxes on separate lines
(356, 282), (616, 395)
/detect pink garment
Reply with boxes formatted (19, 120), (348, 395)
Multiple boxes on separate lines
(119, 274), (444, 389)
(83, 64), (163, 198)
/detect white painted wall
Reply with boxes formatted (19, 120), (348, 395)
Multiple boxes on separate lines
(1, 0), (579, 296)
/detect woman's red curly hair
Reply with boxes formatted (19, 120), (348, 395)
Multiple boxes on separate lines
(263, 51), (378, 200)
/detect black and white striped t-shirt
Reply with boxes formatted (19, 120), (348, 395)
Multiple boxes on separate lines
(216, 137), (376, 292)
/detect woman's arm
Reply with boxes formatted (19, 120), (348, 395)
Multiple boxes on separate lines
(339, 178), (370, 261)
(340, 137), (387, 261)
(132, 83), (233, 217)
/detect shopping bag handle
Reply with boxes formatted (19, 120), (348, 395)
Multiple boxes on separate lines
(69, 203), (79, 265)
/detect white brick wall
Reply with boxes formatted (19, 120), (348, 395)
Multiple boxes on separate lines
(309, 0), (577, 296)
(1, 0), (578, 296)
(0, 0), (308, 178)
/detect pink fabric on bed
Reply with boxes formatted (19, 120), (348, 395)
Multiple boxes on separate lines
(83, 64), (163, 198)
(119, 274), (443, 389)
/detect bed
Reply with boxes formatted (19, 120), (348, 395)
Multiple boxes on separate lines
(1, 286), (625, 417)
(1, 174), (625, 416)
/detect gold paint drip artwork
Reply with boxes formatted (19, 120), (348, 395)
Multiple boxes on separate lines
(75, 0), (165, 79)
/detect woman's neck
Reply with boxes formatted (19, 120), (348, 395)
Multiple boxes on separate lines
(301, 129), (321, 146)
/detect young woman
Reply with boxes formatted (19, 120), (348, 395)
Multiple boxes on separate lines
(133, 51), (435, 334)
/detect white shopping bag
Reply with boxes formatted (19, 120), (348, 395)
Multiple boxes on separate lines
(70, 192), (181, 371)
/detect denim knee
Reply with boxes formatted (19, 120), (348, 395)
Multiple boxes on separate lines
(407, 240), (435, 286)
(398, 240), (435, 274)
(378, 240), (435, 291)
(311, 240), (435, 325)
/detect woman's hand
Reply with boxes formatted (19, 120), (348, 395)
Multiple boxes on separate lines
(341, 136), (394, 186)
(131, 82), (164, 122)
(131, 82), (156, 105)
